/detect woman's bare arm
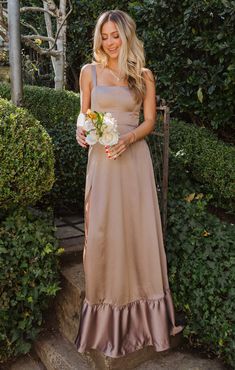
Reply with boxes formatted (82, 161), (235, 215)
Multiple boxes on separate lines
(76, 64), (92, 148)
(131, 68), (156, 140)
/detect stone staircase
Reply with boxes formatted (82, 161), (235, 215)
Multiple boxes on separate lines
(8, 215), (184, 370)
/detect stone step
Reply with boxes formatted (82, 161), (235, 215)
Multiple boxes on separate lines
(34, 330), (95, 370)
(133, 349), (226, 370)
(6, 352), (46, 370)
(56, 219), (85, 264)
(55, 262), (184, 370)
(59, 236), (84, 265)
(55, 262), (85, 343)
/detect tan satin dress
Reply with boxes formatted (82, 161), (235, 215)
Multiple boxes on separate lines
(75, 63), (184, 358)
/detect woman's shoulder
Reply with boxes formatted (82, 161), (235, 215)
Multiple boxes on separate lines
(80, 63), (93, 74)
(81, 62), (102, 72)
(79, 63), (97, 86)
(141, 67), (155, 82)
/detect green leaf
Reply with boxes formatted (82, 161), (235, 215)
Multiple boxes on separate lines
(197, 87), (203, 103)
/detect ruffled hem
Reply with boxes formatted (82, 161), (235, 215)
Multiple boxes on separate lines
(75, 289), (184, 358)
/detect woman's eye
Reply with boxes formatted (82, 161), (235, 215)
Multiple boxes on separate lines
(102, 35), (119, 40)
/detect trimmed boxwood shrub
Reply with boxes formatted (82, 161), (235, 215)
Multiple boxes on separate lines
(166, 154), (235, 368)
(0, 98), (55, 210)
(169, 119), (235, 212)
(0, 208), (63, 363)
(0, 84), (87, 211)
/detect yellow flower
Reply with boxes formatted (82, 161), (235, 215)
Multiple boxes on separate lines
(202, 230), (210, 237)
(35, 38), (42, 45)
(195, 193), (204, 200)
(184, 193), (195, 202)
(86, 109), (97, 120)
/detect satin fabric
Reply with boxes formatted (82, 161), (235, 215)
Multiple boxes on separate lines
(75, 63), (184, 358)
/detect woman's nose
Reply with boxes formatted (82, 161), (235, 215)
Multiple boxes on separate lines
(107, 37), (114, 46)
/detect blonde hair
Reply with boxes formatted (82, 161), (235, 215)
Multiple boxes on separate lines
(92, 10), (147, 103)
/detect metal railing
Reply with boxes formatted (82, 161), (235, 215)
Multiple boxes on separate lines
(146, 96), (170, 241)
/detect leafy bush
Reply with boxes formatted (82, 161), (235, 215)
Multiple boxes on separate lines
(0, 83), (79, 128)
(0, 208), (63, 363)
(0, 82), (9, 99)
(166, 154), (235, 368)
(44, 120), (87, 212)
(169, 119), (235, 211)
(0, 84), (87, 211)
(0, 98), (55, 210)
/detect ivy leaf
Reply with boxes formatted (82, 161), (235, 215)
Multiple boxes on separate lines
(197, 87), (203, 103)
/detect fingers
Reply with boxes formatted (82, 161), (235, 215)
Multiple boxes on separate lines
(105, 144), (125, 160)
(76, 128), (88, 148)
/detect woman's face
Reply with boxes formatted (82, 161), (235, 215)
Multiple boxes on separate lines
(101, 21), (122, 59)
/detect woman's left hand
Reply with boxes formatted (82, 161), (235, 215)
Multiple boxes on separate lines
(105, 132), (134, 160)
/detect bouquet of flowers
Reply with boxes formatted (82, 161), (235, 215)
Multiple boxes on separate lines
(77, 109), (119, 146)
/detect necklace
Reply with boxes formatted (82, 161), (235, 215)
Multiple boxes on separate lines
(107, 67), (124, 81)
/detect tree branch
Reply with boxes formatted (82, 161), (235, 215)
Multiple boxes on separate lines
(21, 36), (61, 57)
(47, 0), (72, 52)
(20, 6), (56, 17)
(23, 34), (55, 43)
(43, 0), (58, 13)
(20, 20), (39, 35)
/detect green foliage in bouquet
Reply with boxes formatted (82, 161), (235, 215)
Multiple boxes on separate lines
(0, 98), (55, 210)
(0, 208), (63, 363)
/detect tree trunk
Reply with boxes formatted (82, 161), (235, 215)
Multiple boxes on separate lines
(44, 0), (67, 90)
(7, 0), (23, 105)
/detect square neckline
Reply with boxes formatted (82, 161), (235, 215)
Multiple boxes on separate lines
(92, 64), (129, 90)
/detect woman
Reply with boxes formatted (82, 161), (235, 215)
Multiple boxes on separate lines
(75, 9), (184, 358)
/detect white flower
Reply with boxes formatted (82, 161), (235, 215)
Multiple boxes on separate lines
(85, 130), (98, 145)
(99, 130), (119, 146)
(84, 119), (94, 131)
(103, 113), (117, 129)
(104, 112), (112, 118)
(76, 113), (85, 128)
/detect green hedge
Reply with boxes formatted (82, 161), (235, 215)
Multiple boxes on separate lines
(166, 154), (235, 368)
(45, 120), (87, 212)
(169, 119), (235, 212)
(0, 208), (63, 363)
(0, 98), (55, 210)
(0, 83), (79, 128)
(0, 84), (87, 211)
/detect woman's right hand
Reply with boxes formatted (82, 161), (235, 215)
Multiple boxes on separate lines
(76, 127), (89, 148)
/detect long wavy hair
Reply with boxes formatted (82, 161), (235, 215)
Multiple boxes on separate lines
(92, 10), (147, 103)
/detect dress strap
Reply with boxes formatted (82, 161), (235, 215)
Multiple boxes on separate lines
(91, 64), (97, 87)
